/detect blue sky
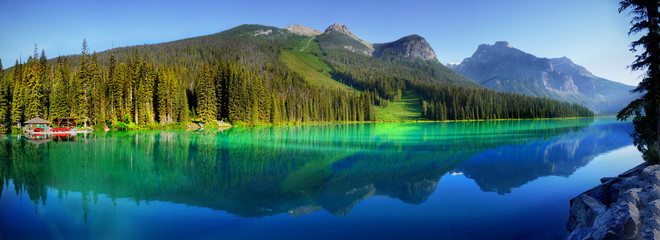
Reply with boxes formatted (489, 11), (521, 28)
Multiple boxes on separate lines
(0, 0), (641, 85)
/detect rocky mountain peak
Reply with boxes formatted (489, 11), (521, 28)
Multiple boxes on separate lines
(323, 23), (374, 54)
(325, 23), (351, 34)
(373, 34), (438, 61)
(450, 41), (637, 113)
(494, 41), (512, 47)
(284, 25), (322, 37)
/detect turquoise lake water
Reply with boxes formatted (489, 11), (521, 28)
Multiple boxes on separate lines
(0, 117), (643, 239)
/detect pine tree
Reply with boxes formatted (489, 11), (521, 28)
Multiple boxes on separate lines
(195, 64), (217, 123)
(227, 64), (242, 122)
(25, 57), (43, 118)
(0, 58), (8, 124)
(617, 0), (660, 163)
(177, 78), (190, 123)
(108, 51), (118, 121)
(49, 58), (70, 120)
(89, 52), (105, 125)
(270, 93), (280, 123)
(78, 39), (91, 123)
(38, 49), (50, 119)
(157, 67), (177, 124)
(114, 63), (127, 122)
(214, 63), (226, 121)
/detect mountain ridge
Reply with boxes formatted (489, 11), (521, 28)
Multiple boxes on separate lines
(449, 41), (636, 113)
(285, 25), (322, 37)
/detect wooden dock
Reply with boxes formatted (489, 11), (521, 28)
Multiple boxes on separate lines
(24, 129), (91, 135)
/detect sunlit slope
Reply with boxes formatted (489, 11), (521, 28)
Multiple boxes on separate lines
(279, 36), (356, 92)
(374, 91), (425, 121)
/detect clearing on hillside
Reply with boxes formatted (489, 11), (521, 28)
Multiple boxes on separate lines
(280, 49), (354, 92)
(374, 91), (425, 121)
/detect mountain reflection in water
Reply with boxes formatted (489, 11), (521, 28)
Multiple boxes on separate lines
(0, 118), (632, 219)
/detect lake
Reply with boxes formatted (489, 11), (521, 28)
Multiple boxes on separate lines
(0, 117), (643, 240)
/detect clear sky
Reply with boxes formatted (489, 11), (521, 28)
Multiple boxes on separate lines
(0, 0), (642, 85)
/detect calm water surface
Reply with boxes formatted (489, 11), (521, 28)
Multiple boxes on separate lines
(0, 117), (643, 239)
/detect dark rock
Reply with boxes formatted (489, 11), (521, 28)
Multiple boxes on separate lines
(568, 227), (594, 240)
(602, 177), (619, 183)
(568, 195), (608, 232)
(568, 163), (660, 240)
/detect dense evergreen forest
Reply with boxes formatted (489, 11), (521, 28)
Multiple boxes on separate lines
(0, 24), (592, 128)
(0, 40), (375, 128)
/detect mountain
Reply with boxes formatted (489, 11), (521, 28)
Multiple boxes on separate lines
(316, 23), (375, 55)
(373, 34), (438, 61)
(0, 24), (593, 128)
(284, 25), (322, 37)
(315, 23), (478, 87)
(448, 41), (636, 113)
(316, 24), (438, 61)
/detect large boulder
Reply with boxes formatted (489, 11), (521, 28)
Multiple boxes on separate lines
(567, 163), (660, 240)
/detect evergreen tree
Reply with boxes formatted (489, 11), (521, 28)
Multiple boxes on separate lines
(89, 52), (105, 125)
(270, 93), (280, 123)
(195, 64), (217, 123)
(25, 57), (43, 118)
(0, 59), (8, 124)
(49, 58), (70, 120)
(156, 67), (177, 124)
(108, 51), (118, 121)
(617, 0), (660, 163)
(78, 39), (91, 123)
(227, 64), (242, 122)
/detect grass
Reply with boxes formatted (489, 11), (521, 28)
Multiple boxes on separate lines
(374, 91), (425, 121)
(281, 37), (356, 92)
(280, 50), (355, 92)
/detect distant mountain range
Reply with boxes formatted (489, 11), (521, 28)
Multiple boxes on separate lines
(448, 41), (637, 113)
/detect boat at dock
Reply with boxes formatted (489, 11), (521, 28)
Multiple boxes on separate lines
(22, 116), (92, 135)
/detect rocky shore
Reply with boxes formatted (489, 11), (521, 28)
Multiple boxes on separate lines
(567, 162), (660, 240)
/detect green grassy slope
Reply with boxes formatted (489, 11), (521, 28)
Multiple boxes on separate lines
(374, 91), (425, 121)
(280, 38), (355, 92)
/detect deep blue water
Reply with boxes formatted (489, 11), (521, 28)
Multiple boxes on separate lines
(0, 117), (643, 239)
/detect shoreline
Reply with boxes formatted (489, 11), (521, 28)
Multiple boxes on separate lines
(0, 116), (599, 134)
(567, 162), (660, 239)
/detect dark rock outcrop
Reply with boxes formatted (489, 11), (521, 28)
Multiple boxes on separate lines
(567, 163), (660, 240)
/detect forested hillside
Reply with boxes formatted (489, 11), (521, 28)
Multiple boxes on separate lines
(321, 49), (592, 120)
(0, 24), (592, 129)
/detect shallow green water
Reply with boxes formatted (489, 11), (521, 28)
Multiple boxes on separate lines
(0, 117), (642, 239)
